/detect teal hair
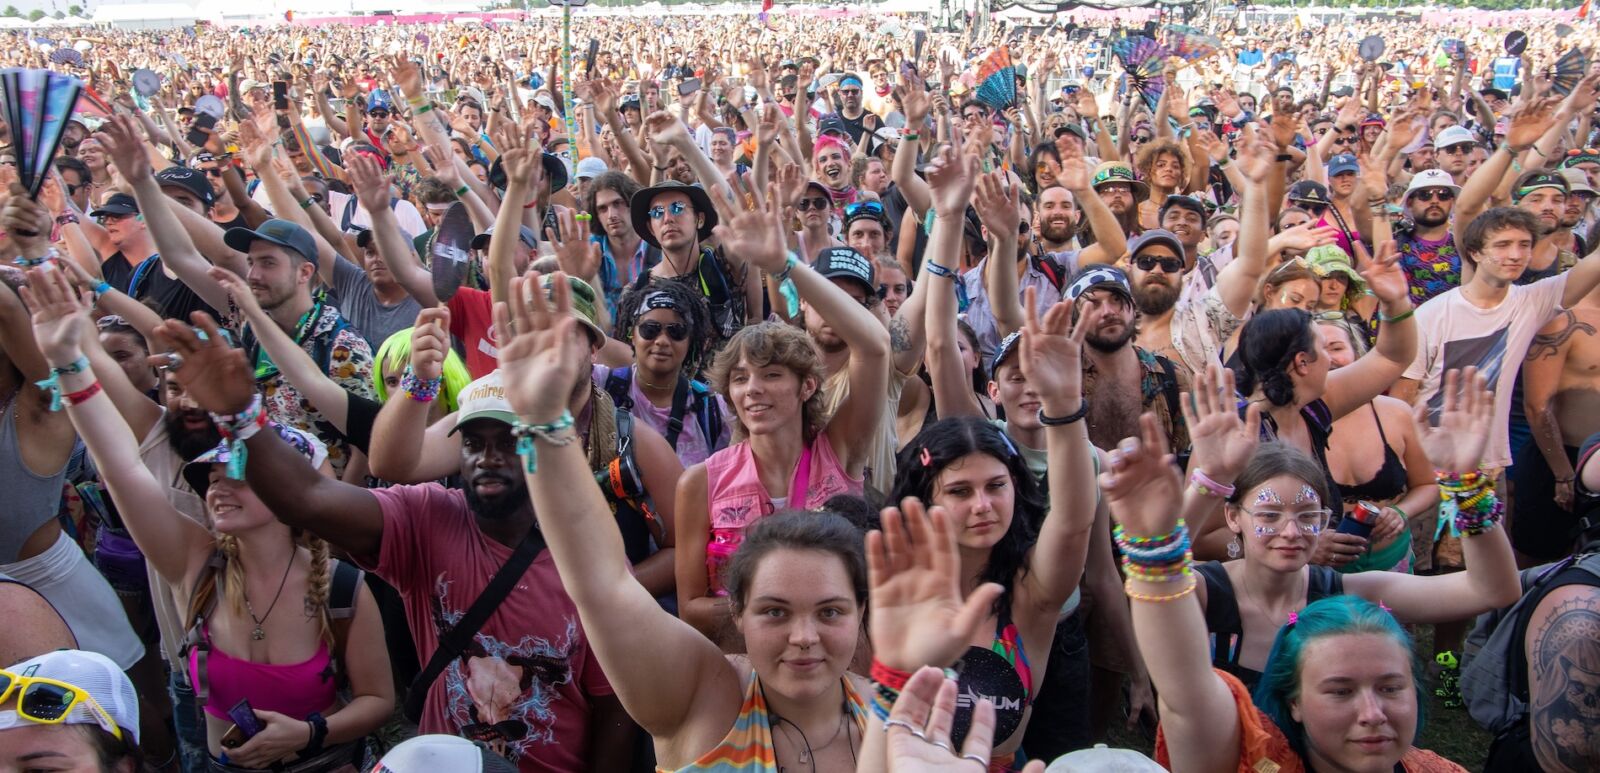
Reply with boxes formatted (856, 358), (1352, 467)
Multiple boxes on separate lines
(1252, 595), (1426, 759)
(372, 327), (472, 414)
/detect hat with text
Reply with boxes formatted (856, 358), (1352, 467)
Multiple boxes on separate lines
(811, 246), (876, 297)
(453, 370), (517, 433)
(371, 735), (517, 773)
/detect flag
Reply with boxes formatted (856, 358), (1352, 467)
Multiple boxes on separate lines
(1581, 0), (1592, 20)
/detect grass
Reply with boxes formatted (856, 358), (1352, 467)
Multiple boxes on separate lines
(1102, 625), (1493, 768)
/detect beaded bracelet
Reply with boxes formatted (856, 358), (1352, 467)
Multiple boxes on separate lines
(868, 659), (912, 721)
(510, 410), (578, 474)
(1125, 577), (1199, 603)
(35, 356), (90, 411)
(398, 366), (441, 403)
(1190, 469), (1235, 499)
(210, 394), (268, 480)
(1115, 523), (1194, 583)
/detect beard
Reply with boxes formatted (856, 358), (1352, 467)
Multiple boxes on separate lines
(464, 475), (529, 521)
(1039, 218), (1075, 244)
(1085, 321), (1138, 352)
(1132, 280), (1180, 316)
(1411, 206), (1449, 228)
(165, 408), (223, 461)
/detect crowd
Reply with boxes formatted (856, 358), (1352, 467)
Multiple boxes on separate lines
(1, 8), (1599, 773)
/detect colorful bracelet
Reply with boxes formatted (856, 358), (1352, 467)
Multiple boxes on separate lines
(924, 261), (958, 280)
(869, 659), (912, 721)
(1115, 522), (1194, 583)
(14, 248), (60, 267)
(63, 381), (102, 407)
(454, 185), (470, 197)
(398, 366), (441, 403)
(210, 394), (268, 480)
(903, 131), (920, 141)
(413, 103), (434, 115)
(35, 356), (91, 412)
(510, 410), (578, 474)
(1190, 469), (1236, 499)
(1125, 576), (1199, 603)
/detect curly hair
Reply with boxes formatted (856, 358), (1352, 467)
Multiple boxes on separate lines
(707, 322), (829, 443)
(1134, 138), (1191, 190)
(613, 277), (714, 378)
(887, 417), (1046, 616)
(585, 171), (642, 237)
(1233, 308), (1317, 408)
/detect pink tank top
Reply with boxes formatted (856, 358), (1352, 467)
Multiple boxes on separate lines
(188, 627), (337, 721)
(702, 435), (862, 594)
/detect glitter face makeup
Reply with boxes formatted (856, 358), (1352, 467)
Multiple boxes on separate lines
(1255, 487), (1283, 506)
(1293, 484), (1319, 505)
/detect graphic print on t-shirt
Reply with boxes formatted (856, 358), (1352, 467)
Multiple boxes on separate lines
(1428, 328), (1509, 421)
(430, 574), (579, 763)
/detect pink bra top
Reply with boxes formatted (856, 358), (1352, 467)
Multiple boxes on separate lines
(188, 627), (337, 721)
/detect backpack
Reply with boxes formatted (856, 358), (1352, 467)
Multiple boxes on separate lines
(1030, 253), (1071, 293)
(1459, 549), (1600, 734)
(596, 407), (665, 566)
(603, 366), (724, 453)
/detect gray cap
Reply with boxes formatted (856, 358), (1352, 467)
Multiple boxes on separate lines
(224, 219), (319, 266)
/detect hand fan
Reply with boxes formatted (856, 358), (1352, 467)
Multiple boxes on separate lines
(1110, 36), (1167, 113)
(1163, 25), (1220, 63)
(1551, 48), (1589, 97)
(48, 48), (82, 67)
(972, 47), (1016, 112)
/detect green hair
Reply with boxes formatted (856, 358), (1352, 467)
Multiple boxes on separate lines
(372, 327), (472, 414)
(1252, 595), (1426, 759)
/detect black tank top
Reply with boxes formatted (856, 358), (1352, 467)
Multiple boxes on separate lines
(1337, 403), (1409, 504)
(1197, 561), (1345, 693)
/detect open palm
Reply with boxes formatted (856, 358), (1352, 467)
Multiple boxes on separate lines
(1016, 287), (1085, 415)
(1415, 367), (1493, 474)
(19, 266), (90, 365)
(495, 273), (588, 423)
(868, 499), (1003, 673)
(1100, 414), (1186, 540)
(1182, 364), (1262, 483)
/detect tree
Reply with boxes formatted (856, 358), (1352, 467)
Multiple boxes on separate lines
(2, 6), (19, 17)
(26, 9), (43, 21)
(52, 10), (63, 18)
(67, 4), (82, 16)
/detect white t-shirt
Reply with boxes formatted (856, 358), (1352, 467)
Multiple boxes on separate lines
(1403, 276), (1567, 467)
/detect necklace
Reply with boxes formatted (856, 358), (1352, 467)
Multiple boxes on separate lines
(1238, 571), (1306, 634)
(637, 374), (674, 391)
(244, 551), (296, 641)
(770, 695), (856, 772)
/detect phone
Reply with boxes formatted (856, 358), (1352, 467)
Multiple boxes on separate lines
(228, 699), (263, 741)
(678, 78), (701, 97)
(584, 38), (599, 76)
(220, 724), (248, 750)
(185, 113), (217, 148)
(900, 61), (918, 85)
(273, 80), (289, 111)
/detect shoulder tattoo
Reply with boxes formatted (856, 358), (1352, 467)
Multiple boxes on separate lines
(889, 317), (911, 353)
(1531, 591), (1600, 772)
(1528, 310), (1596, 362)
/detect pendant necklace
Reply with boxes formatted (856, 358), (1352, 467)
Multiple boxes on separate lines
(245, 552), (296, 641)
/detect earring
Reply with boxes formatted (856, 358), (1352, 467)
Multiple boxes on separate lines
(1227, 536), (1241, 559)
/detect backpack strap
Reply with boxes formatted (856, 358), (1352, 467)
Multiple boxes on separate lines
(691, 380), (723, 452)
(181, 552), (228, 705)
(604, 366), (635, 412)
(321, 560), (364, 688)
(1031, 254), (1066, 292)
(664, 376), (691, 449)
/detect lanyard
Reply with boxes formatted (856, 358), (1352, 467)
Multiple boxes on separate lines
(253, 301), (321, 381)
(126, 253), (160, 296)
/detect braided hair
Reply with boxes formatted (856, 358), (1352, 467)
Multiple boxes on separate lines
(614, 277), (714, 378)
(1233, 308), (1317, 408)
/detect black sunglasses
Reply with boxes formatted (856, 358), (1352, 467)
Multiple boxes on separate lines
(1134, 254), (1184, 273)
(637, 320), (688, 342)
(1412, 189), (1455, 203)
(797, 197), (830, 211)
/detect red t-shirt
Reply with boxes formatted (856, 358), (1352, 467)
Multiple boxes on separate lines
(365, 484), (612, 772)
(448, 288), (497, 378)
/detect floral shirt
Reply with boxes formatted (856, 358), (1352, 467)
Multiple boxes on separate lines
(1396, 229), (1460, 306)
(245, 299), (375, 475)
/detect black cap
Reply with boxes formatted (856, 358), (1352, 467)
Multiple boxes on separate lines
(1287, 179), (1332, 206)
(1159, 194), (1208, 225)
(155, 166), (215, 208)
(90, 193), (139, 218)
(811, 246), (876, 296)
(224, 219), (320, 267)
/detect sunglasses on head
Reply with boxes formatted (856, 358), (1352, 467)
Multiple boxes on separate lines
(1412, 189), (1455, 203)
(647, 201), (689, 219)
(797, 197), (830, 212)
(637, 320), (688, 342)
(1134, 254), (1183, 273)
(0, 669), (122, 741)
(845, 200), (883, 216)
(1132, 134), (1152, 144)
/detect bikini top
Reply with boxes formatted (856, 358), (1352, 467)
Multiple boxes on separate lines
(1337, 403), (1409, 505)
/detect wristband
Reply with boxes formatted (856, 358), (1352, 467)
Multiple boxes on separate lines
(398, 365), (441, 403)
(92, 280), (112, 298)
(454, 185), (470, 197)
(1214, 156), (1231, 169)
(1124, 576), (1199, 603)
(924, 261), (958, 280)
(1190, 469), (1236, 499)
(55, 213), (78, 226)
(303, 712), (328, 756)
(413, 103), (434, 115)
(35, 356), (90, 412)
(774, 252), (802, 318)
(14, 247), (60, 267)
(298, 196), (317, 210)
(1378, 307), (1414, 324)
(63, 381), (101, 407)
(210, 394), (268, 480)
(1275, 153), (1293, 162)
(902, 131), (920, 141)
(406, 95), (427, 107)
(1037, 400), (1089, 426)
(510, 410), (579, 474)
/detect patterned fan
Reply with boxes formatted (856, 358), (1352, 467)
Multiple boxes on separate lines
(1551, 48), (1590, 97)
(1164, 24), (1221, 63)
(48, 48), (82, 67)
(1111, 35), (1168, 113)
(972, 47), (1017, 112)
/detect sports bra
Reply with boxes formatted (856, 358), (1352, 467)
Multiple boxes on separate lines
(948, 608), (1034, 755)
(661, 671), (865, 772)
(187, 627), (337, 722)
(1336, 403), (1408, 505)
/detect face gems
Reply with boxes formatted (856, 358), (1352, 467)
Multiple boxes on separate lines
(1254, 487), (1283, 506)
(1293, 484), (1319, 506)
(1253, 525), (1273, 539)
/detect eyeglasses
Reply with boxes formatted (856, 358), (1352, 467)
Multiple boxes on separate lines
(0, 669), (123, 741)
(1297, 202), (1328, 215)
(647, 201), (689, 219)
(1242, 506), (1331, 536)
(962, 111), (986, 121)
(1333, 136), (1357, 146)
(1412, 189), (1455, 203)
(797, 197), (831, 212)
(637, 320), (688, 342)
(1134, 254), (1183, 273)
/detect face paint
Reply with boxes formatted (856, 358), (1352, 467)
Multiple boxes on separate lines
(1253, 525), (1273, 539)
(1255, 487), (1283, 506)
(1293, 484), (1319, 505)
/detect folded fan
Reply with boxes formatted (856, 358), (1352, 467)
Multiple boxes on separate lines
(1551, 48), (1589, 97)
(1111, 35), (1168, 113)
(972, 47), (1016, 111)
(1163, 25), (1221, 63)
(0, 68), (84, 197)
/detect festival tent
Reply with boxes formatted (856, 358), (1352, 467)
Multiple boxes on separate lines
(90, 2), (201, 30)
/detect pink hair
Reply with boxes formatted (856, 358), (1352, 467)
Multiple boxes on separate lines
(813, 134), (849, 160)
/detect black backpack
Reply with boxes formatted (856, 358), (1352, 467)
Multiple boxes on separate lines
(603, 366), (724, 453)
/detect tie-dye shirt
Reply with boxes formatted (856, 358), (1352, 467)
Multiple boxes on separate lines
(1396, 230), (1461, 306)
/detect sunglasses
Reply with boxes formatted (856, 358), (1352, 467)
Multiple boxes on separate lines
(95, 314), (130, 330)
(844, 201), (883, 217)
(1132, 135), (1152, 144)
(1134, 254), (1183, 273)
(637, 320), (688, 342)
(647, 201), (689, 219)
(1440, 143), (1475, 155)
(368, 110), (390, 118)
(0, 669), (122, 740)
(1333, 136), (1357, 145)
(1412, 189), (1455, 203)
(797, 197), (830, 212)
(202, 167), (225, 178)
(1297, 202), (1329, 215)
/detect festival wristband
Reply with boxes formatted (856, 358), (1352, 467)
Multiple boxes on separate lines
(454, 185), (470, 197)
(924, 261), (958, 280)
(510, 410), (579, 474)
(1378, 307), (1414, 324)
(63, 381), (102, 407)
(774, 252), (802, 318)
(35, 356), (90, 412)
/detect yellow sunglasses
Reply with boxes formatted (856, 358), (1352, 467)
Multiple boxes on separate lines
(0, 669), (122, 740)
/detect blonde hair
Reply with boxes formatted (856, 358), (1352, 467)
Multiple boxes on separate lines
(706, 322), (828, 442)
(203, 531), (335, 646)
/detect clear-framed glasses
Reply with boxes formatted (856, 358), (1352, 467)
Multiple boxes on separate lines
(647, 201), (689, 219)
(1243, 507), (1331, 536)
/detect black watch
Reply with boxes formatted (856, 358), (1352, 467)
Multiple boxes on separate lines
(1038, 400), (1089, 427)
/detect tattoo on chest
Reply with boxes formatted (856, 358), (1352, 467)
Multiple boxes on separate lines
(1531, 596), (1600, 770)
(1528, 310), (1597, 362)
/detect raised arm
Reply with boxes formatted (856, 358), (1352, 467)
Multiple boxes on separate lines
(1454, 98), (1558, 249)
(923, 148), (984, 419)
(499, 272), (737, 742)
(1215, 125), (1279, 317)
(890, 80), (934, 217)
(151, 313), (386, 563)
(1323, 240), (1416, 420)
(367, 308), (460, 483)
(1061, 150), (1128, 265)
(974, 170), (1024, 338)
(347, 154), (440, 309)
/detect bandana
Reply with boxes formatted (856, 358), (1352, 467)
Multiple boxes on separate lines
(638, 290), (686, 317)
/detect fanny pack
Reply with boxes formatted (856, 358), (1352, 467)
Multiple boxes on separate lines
(207, 739), (363, 773)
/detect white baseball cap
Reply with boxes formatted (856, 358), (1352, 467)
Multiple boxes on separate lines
(372, 735), (518, 772)
(452, 370), (517, 434)
(575, 156), (608, 180)
(0, 650), (140, 743)
(1432, 125), (1478, 149)
(1403, 169), (1461, 201)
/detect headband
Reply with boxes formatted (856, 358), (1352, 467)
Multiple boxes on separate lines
(637, 291), (686, 318)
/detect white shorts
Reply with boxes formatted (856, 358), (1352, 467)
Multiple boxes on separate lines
(1, 532), (144, 670)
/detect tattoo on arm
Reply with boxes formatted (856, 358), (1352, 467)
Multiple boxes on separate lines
(1531, 592), (1600, 773)
(1528, 310), (1595, 361)
(889, 317), (911, 354)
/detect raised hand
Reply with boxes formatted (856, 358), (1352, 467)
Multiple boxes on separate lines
(755, 103), (781, 146)
(644, 110), (691, 147)
(345, 152), (393, 206)
(868, 499), (1004, 673)
(1181, 364), (1262, 485)
(1506, 96), (1560, 150)
(410, 307), (451, 382)
(1101, 413), (1185, 539)
(971, 171), (1019, 240)
(545, 207), (601, 280)
(923, 145), (978, 218)
(1018, 286), (1087, 415)
(17, 265), (90, 366)
(1236, 124), (1279, 185)
(95, 114), (153, 182)
(776, 162), (806, 208)
(1353, 239), (1408, 306)
(1058, 152), (1091, 193)
(1, 182), (51, 254)
(1357, 153), (1388, 199)
(898, 77), (931, 128)
(147, 313), (258, 416)
(501, 145), (545, 194)
(711, 184), (787, 273)
(496, 272), (588, 424)
(1192, 127), (1229, 164)
(1414, 367), (1493, 475)
(236, 119), (274, 173)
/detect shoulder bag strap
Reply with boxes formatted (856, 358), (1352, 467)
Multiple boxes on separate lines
(402, 527), (546, 723)
(664, 376), (691, 449)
